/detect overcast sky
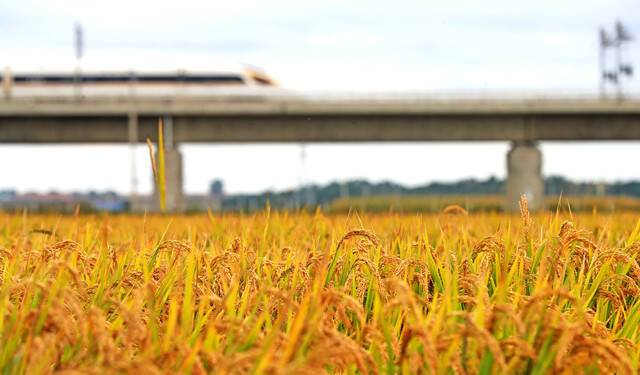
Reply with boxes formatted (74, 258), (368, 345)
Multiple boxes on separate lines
(1, 0), (639, 194)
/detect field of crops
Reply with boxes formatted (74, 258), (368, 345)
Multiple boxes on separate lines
(330, 195), (640, 213)
(1, 201), (640, 374)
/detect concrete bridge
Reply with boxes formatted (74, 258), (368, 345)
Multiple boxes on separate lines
(1, 94), (640, 212)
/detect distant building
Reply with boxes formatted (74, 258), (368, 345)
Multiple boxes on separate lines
(0, 190), (128, 213)
(0, 190), (17, 202)
(207, 179), (225, 212)
(209, 180), (224, 196)
(91, 191), (129, 212)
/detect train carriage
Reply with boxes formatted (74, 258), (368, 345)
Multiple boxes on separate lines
(1, 63), (284, 98)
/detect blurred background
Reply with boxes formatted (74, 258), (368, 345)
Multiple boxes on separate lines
(0, 0), (639, 212)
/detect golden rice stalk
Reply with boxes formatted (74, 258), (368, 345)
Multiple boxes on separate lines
(519, 194), (532, 241)
(146, 139), (158, 182)
(441, 204), (468, 216)
(157, 118), (167, 212)
(336, 229), (380, 250)
(146, 118), (167, 212)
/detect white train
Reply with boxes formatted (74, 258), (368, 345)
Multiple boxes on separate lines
(1, 63), (290, 98)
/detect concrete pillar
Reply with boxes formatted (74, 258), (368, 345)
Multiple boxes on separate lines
(153, 146), (184, 213)
(506, 142), (544, 212)
(153, 116), (184, 213)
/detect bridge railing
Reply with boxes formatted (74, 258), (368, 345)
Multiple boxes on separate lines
(298, 90), (640, 103)
(2, 86), (640, 104)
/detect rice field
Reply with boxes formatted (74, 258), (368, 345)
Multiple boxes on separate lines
(330, 194), (640, 213)
(1, 200), (640, 374)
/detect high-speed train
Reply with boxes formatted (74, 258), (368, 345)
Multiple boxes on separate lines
(1, 61), (290, 98)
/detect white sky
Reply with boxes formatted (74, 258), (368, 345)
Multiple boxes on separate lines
(1, 0), (639, 194)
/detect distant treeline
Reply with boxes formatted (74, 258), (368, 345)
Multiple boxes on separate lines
(221, 176), (640, 212)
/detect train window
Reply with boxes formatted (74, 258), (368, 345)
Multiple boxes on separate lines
(10, 73), (247, 84)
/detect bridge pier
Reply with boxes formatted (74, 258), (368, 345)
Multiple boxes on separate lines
(506, 141), (544, 212)
(153, 116), (185, 213)
(153, 145), (184, 212)
(164, 146), (185, 212)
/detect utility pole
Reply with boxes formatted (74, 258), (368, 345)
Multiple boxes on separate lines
(599, 28), (614, 99)
(298, 144), (307, 208)
(599, 20), (633, 101)
(615, 20), (633, 101)
(128, 113), (139, 211)
(74, 22), (83, 99)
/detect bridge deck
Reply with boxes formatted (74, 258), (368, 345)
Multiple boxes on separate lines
(1, 96), (639, 143)
(1, 96), (640, 115)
